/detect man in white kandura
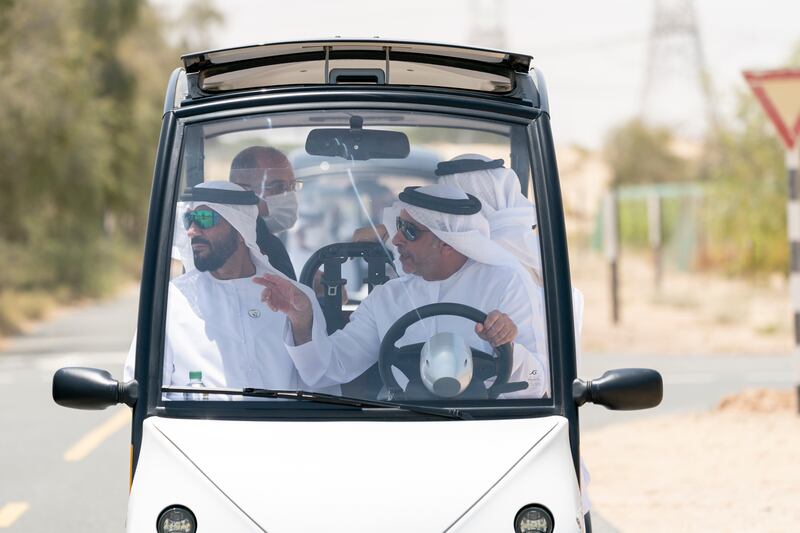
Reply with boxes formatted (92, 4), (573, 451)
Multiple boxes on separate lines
(439, 154), (591, 522)
(350, 160), (588, 514)
(255, 184), (550, 398)
(353, 155), (579, 352)
(123, 181), (324, 394)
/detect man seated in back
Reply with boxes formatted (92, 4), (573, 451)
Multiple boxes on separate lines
(229, 146), (301, 279)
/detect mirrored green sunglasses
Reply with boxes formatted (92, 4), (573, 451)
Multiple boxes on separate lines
(182, 209), (220, 230)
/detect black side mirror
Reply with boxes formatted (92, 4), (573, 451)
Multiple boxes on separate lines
(52, 367), (138, 410)
(573, 368), (662, 411)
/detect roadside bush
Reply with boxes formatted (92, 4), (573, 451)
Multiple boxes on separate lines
(0, 0), (179, 333)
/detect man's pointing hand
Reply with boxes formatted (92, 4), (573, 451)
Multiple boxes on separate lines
(253, 274), (313, 344)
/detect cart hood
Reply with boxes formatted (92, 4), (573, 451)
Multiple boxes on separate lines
(128, 414), (581, 532)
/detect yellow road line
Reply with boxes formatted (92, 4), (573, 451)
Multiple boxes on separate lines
(63, 408), (131, 462)
(0, 502), (30, 528)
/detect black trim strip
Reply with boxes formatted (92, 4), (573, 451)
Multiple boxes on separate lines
(399, 186), (482, 215)
(132, 111), (179, 476)
(154, 402), (557, 421)
(175, 88), (540, 121)
(435, 158), (505, 176)
(530, 115), (581, 479)
(179, 187), (259, 205)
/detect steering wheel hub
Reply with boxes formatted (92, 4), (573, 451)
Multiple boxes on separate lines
(420, 332), (473, 398)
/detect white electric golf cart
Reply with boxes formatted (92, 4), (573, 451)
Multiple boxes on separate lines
(53, 40), (662, 533)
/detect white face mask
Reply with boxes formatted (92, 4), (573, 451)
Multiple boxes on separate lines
(263, 191), (299, 233)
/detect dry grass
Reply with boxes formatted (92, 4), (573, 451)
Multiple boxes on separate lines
(0, 245), (142, 341)
(0, 289), (67, 336)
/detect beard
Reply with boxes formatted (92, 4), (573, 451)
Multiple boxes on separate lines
(192, 230), (239, 272)
(395, 244), (420, 274)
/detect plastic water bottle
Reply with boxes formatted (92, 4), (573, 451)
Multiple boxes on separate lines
(184, 370), (208, 401)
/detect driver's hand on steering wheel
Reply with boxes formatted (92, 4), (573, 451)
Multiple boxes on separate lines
(475, 310), (517, 348)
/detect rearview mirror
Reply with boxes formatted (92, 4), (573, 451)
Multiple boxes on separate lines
(305, 115), (410, 161)
(573, 368), (662, 410)
(53, 367), (138, 410)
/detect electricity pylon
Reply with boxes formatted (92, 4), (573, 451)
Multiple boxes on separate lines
(640, 0), (718, 137)
(468, 0), (507, 50)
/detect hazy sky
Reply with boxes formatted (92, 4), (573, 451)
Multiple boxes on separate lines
(159, 0), (800, 148)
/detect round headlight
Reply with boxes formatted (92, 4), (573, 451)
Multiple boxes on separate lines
(514, 504), (553, 533)
(157, 505), (197, 533)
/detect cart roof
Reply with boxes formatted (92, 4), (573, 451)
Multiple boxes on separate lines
(181, 39), (534, 98)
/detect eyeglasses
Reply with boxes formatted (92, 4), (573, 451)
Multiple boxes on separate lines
(396, 217), (429, 241)
(262, 179), (303, 195)
(182, 209), (220, 230)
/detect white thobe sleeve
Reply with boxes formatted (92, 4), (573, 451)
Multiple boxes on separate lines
(123, 334), (136, 382)
(572, 287), (584, 364)
(496, 271), (551, 398)
(123, 331), (178, 387)
(124, 331), (174, 384)
(162, 338), (176, 387)
(284, 284), (383, 388)
(505, 343), (549, 398)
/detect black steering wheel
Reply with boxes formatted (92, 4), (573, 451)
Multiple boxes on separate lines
(378, 303), (527, 400)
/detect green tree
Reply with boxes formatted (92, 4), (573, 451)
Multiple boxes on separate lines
(704, 96), (786, 274)
(0, 0), (226, 332)
(603, 119), (691, 185)
(702, 40), (800, 275)
(0, 0), (181, 295)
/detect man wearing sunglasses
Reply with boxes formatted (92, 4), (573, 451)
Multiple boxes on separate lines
(123, 181), (328, 396)
(255, 184), (549, 399)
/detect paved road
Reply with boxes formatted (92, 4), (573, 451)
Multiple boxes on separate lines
(0, 289), (793, 531)
(0, 289), (137, 531)
(579, 352), (794, 430)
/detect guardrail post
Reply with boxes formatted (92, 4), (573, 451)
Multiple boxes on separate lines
(647, 193), (663, 289)
(787, 149), (800, 413)
(604, 189), (620, 324)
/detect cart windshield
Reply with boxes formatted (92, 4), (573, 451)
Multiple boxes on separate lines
(162, 108), (551, 407)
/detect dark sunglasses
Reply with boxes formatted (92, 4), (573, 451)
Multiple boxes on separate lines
(396, 217), (429, 241)
(182, 209), (220, 230)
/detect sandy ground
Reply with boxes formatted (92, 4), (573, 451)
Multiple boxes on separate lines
(583, 390), (800, 533)
(571, 247), (793, 355)
(569, 248), (798, 532)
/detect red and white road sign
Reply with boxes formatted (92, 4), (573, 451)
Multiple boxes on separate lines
(743, 69), (800, 150)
